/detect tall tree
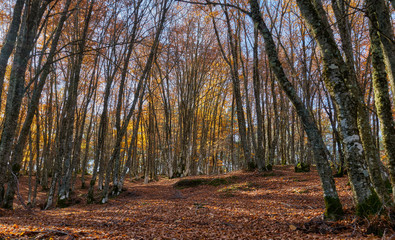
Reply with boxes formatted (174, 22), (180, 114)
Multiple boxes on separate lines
(46, 0), (95, 209)
(0, 0), (25, 107)
(101, 0), (172, 203)
(295, 0), (381, 215)
(0, 0), (50, 204)
(2, 0), (73, 209)
(248, 0), (343, 219)
(366, 0), (395, 202)
(332, 0), (391, 205)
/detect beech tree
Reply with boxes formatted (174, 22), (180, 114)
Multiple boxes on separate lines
(0, 0), (52, 205)
(295, 0), (382, 215)
(366, 0), (395, 202)
(248, 0), (343, 220)
(0, 0), (393, 220)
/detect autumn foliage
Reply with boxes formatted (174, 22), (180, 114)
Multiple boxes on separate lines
(1, 166), (394, 239)
(0, 0), (394, 238)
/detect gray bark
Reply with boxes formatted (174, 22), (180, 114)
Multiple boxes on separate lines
(296, 0), (381, 215)
(101, 0), (171, 203)
(332, 0), (391, 205)
(2, 0), (72, 209)
(366, 0), (395, 103)
(252, 28), (265, 170)
(112, 0), (142, 189)
(367, 2), (395, 203)
(0, 0), (46, 206)
(249, 0), (343, 219)
(47, 0), (94, 209)
(0, 0), (25, 108)
(214, 8), (252, 168)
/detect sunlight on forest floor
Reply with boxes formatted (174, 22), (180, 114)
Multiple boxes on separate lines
(0, 166), (387, 239)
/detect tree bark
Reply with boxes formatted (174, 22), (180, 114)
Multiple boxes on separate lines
(214, 8), (252, 168)
(249, 0), (343, 219)
(296, 0), (381, 216)
(0, 0), (47, 206)
(332, 0), (391, 205)
(367, 2), (395, 202)
(2, 0), (72, 209)
(101, 0), (171, 203)
(0, 0), (25, 108)
(252, 28), (265, 171)
(366, 0), (395, 103)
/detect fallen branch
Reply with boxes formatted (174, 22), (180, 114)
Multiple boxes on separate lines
(11, 171), (32, 212)
(280, 202), (314, 209)
(47, 229), (76, 239)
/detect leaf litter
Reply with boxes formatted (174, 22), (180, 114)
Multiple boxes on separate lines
(0, 166), (393, 239)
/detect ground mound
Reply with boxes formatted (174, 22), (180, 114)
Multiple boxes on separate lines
(0, 166), (392, 239)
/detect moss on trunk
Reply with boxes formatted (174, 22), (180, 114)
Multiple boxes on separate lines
(57, 197), (70, 208)
(355, 190), (382, 216)
(295, 162), (310, 173)
(324, 196), (344, 220)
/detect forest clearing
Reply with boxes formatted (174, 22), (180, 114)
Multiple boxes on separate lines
(1, 166), (392, 239)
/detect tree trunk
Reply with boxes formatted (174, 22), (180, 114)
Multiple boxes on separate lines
(0, 0), (25, 107)
(366, 0), (395, 103)
(367, 3), (395, 202)
(101, 0), (171, 203)
(252, 28), (265, 171)
(215, 8), (252, 168)
(296, 0), (381, 216)
(2, 0), (72, 209)
(332, 0), (391, 205)
(249, 0), (343, 219)
(0, 0), (47, 207)
(56, 0), (94, 208)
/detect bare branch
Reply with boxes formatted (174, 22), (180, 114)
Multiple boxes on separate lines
(175, 0), (251, 16)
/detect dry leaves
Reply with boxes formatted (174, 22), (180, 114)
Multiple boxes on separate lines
(0, 166), (392, 239)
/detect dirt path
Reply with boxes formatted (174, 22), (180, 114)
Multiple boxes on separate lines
(0, 166), (387, 239)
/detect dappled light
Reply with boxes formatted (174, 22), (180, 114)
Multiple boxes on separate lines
(0, 166), (379, 239)
(0, 0), (394, 238)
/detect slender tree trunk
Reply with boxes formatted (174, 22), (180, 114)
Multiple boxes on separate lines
(113, 0), (143, 190)
(0, 0), (25, 107)
(296, 0), (381, 215)
(332, 0), (391, 205)
(249, 0), (343, 219)
(367, 3), (395, 202)
(0, 0), (46, 206)
(2, 0), (72, 209)
(56, 0), (94, 207)
(269, 73), (279, 166)
(366, 0), (395, 102)
(101, 0), (171, 203)
(215, 8), (252, 168)
(117, 97), (144, 193)
(252, 28), (265, 171)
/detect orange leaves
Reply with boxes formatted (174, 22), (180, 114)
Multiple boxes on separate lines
(289, 224), (297, 231)
(0, 166), (386, 239)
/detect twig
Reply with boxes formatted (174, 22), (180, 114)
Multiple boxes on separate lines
(11, 171), (32, 212)
(280, 202), (314, 209)
(47, 229), (75, 239)
(175, 0), (251, 16)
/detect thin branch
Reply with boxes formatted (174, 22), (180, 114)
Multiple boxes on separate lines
(175, 0), (251, 16)
(11, 171), (32, 212)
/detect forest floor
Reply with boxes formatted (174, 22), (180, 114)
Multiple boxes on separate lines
(0, 166), (393, 239)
